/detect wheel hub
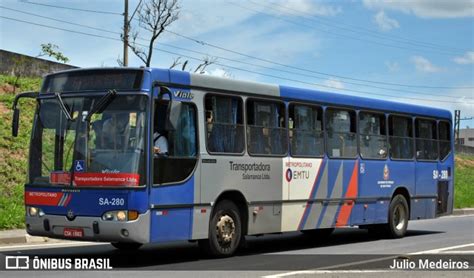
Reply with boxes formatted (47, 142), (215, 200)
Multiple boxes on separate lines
(393, 203), (406, 231)
(216, 214), (235, 244)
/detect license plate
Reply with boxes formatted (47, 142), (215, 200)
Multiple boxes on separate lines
(63, 228), (84, 238)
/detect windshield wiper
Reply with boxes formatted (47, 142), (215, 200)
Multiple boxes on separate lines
(55, 92), (73, 121)
(84, 89), (117, 122)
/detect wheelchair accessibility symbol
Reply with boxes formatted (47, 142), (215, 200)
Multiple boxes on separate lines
(74, 160), (85, 172)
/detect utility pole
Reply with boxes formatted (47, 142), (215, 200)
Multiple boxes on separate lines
(123, 0), (129, 67)
(454, 110), (460, 144)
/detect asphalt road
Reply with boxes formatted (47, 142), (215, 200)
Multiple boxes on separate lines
(0, 215), (473, 277)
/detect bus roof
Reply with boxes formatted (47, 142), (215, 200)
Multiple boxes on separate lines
(47, 67), (451, 120)
(149, 67), (452, 121)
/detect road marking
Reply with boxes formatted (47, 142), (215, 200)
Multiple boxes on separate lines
(262, 243), (474, 278)
(410, 243), (474, 254)
(262, 269), (397, 277)
(0, 241), (107, 252)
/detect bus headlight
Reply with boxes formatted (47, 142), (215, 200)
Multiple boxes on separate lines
(116, 211), (127, 221)
(102, 210), (138, 221)
(27, 206), (44, 217)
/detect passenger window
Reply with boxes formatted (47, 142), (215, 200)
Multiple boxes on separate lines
(359, 112), (387, 159)
(289, 104), (324, 157)
(153, 101), (198, 184)
(415, 119), (438, 160)
(389, 115), (414, 159)
(246, 99), (287, 155)
(205, 95), (244, 154)
(326, 109), (357, 158)
(438, 121), (451, 160)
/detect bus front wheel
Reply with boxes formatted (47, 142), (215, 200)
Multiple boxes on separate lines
(199, 200), (242, 257)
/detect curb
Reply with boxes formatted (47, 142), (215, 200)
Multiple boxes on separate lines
(452, 208), (474, 215)
(0, 209), (472, 245)
(0, 229), (47, 245)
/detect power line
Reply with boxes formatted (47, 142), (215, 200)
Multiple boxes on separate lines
(15, 1), (474, 90)
(20, 0), (122, 15)
(164, 28), (474, 90)
(228, 1), (461, 57)
(255, 0), (467, 54)
(2, 15), (473, 105)
(2, 5), (471, 100)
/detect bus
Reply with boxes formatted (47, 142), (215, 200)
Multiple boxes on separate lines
(12, 68), (454, 257)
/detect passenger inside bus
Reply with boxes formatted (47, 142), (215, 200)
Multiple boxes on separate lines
(153, 102), (169, 156)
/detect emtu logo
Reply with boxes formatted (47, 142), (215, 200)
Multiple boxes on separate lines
(5, 256), (29, 269)
(285, 168), (293, 182)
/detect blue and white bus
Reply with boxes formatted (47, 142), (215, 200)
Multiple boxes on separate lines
(12, 68), (454, 257)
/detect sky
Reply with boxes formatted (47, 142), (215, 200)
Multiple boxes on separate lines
(0, 0), (473, 127)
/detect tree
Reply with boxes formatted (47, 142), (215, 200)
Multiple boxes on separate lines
(127, 0), (180, 67)
(37, 43), (69, 63)
(124, 0), (220, 74)
(170, 56), (216, 74)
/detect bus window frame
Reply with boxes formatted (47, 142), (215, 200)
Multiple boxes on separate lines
(27, 91), (151, 189)
(414, 116), (439, 162)
(151, 98), (200, 187)
(325, 106), (358, 160)
(203, 92), (246, 156)
(437, 119), (452, 162)
(245, 97), (288, 157)
(288, 101), (325, 158)
(358, 109), (389, 161)
(387, 113), (415, 162)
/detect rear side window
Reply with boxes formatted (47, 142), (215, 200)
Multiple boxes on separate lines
(289, 104), (324, 157)
(246, 99), (287, 156)
(359, 112), (387, 159)
(326, 108), (357, 158)
(205, 95), (244, 154)
(389, 115), (414, 159)
(438, 121), (451, 160)
(415, 119), (438, 160)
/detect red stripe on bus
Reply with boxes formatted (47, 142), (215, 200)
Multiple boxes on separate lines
(25, 191), (64, 206)
(336, 161), (358, 227)
(64, 193), (73, 206)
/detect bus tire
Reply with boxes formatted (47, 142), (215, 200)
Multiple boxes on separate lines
(110, 242), (142, 251)
(199, 200), (242, 257)
(386, 194), (409, 238)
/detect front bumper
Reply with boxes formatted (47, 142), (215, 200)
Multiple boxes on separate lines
(26, 210), (150, 244)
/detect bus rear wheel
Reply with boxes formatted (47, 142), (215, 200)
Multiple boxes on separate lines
(199, 200), (242, 257)
(368, 194), (409, 238)
(387, 194), (409, 238)
(111, 242), (142, 251)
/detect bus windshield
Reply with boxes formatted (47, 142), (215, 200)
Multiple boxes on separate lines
(29, 94), (148, 187)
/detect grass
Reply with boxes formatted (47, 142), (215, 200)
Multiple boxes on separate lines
(0, 75), (40, 229)
(0, 74), (473, 229)
(454, 154), (474, 208)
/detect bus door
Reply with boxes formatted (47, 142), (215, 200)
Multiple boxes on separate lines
(414, 118), (438, 219)
(436, 121), (453, 215)
(149, 97), (200, 242)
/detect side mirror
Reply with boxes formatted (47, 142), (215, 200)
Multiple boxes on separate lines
(12, 108), (19, 137)
(11, 91), (38, 137)
(166, 101), (182, 131)
(155, 85), (182, 131)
